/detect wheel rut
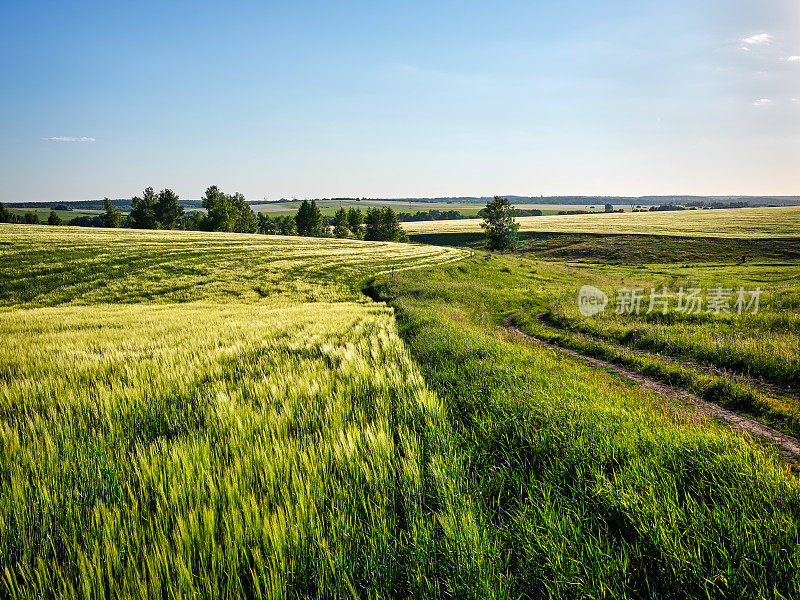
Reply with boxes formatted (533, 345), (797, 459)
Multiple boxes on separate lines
(532, 311), (800, 404)
(503, 313), (800, 464)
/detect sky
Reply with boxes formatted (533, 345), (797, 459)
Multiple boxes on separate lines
(0, 0), (798, 202)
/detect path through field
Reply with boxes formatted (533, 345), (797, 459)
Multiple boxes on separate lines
(533, 312), (800, 403)
(504, 313), (800, 463)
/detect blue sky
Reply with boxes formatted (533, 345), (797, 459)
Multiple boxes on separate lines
(1, 0), (797, 202)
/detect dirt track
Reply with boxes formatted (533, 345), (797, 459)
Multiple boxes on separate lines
(503, 313), (800, 464)
(532, 311), (800, 404)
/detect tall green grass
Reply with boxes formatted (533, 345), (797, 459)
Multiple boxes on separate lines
(3, 224), (799, 598)
(371, 257), (800, 598)
(0, 225), (495, 598)
(516, 310), (800, 439)
(542, 267), (800, 390)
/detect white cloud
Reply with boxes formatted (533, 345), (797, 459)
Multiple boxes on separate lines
(41, 136), (96, 142)
(741, 33), (772, 46)
(752, 98), (771, 106)
(784, 56), (800, 62)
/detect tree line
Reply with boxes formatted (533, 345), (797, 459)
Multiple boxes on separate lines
(3, 191), (522, 251)
(394, 207), (543, 222)
(0, 204), (65, 226)
(0, 189), (408, 242)
(258, 201), (407, 241)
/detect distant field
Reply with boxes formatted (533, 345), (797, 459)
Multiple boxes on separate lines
(403, 206), (800, 238)
(0, 225), (466, 306)
(248, 200), (638, 218)
(9, 208), (100, 222)
(408, 231), (800, 263)
(249, 200), (487, 218)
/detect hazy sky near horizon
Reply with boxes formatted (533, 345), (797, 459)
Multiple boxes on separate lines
(1, 0), (798, 202)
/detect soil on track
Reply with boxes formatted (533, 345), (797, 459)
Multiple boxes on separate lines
(504, 313), (800, 464)
(534, 312), (800, 403)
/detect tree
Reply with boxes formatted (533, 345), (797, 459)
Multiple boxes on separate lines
(202, 186), (232, 231)
(129, 187), (158, 229)
(364, 207), (408, 242)
(294, 200), (325, 237)
(347, 207), (363, 239)
(183, 211), (205, 231)
(0, 202), (15, 223)
(154, 189), (184, 229)
(332, 207), (349, 238)
(275, 215), (296, 235)
(229, 192), (257, 233)
(101, 198), (122, 228)
(604, 203), (614, 213)
(24, 212), (40, 224)
(70, 215), (103, 227)
(199, 187), (257, 232)
(294, 200), (310, 235)
(47, 210), (62, 226)
(363, 208), (381, 240)
(257, 213), (273, 234)
(480, 196), (519, 251)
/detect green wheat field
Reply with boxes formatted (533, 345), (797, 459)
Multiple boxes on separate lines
(403, 206), (800, 238)
(1, 218), (799, 599)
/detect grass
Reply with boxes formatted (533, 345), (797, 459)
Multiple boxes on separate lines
(248, 200), (490, 218)
(516, 311), (800, 438)
(0, 301), (492, 597)
(534, 261), (800, 391)
(0, 224), (489, 598)
(247, 201), (639, 219)
(8, 209), (99, 223)
(0, 224), (467, 307)
(409, 232), (800, 263)
(410, 227), (800, 392)
(370, 255), (800, 598)
(402, 206), (800, 238)
(2, 223), (800, 598)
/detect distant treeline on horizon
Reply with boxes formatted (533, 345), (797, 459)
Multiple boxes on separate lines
(272, 195), (800, 206)
(4, 195), (800, 212)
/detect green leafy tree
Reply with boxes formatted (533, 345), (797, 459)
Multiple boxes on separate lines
(229, 192), (257, 233)
(295, 200), (325, 237)
(332, 207), (349, 238)
(347, 207), (363, 239)
(155, 189), (184, 229)
(364, 207), (407, 242)
(257, 213), (275, 234)
(274, 215), (296, 235)
(294, 201), (308, 234)
(101, 198), (122, 228)
(604, 203), (614, 213)
(47, 211), (62, 226)
(0, 202), (15, 223)
(200, 187), (257, 233)
(201, 186), (232, 231)
(24, 212), (40, 224)
(129, 187), (158, 229)
(183, 211), (205, 231)
(364, 208), (384, 241)
(480, 196), (519, 251)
